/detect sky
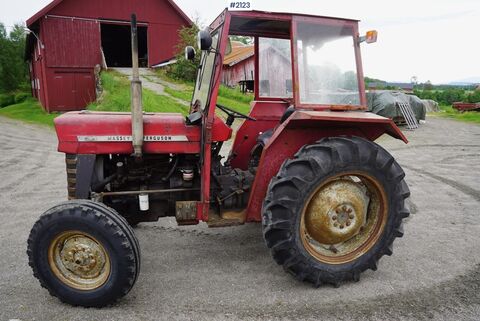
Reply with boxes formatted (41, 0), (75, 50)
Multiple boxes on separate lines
(1, 0), (479, 84)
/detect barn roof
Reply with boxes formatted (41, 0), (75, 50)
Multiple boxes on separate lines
(223, 45), (254, 67)
(26, 0), (192, 27)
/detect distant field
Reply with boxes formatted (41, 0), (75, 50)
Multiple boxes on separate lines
(435, 105), (480, 124)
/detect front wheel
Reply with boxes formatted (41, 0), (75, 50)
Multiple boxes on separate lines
(27, 200), (140, 307)
(262, 136), (410, 286)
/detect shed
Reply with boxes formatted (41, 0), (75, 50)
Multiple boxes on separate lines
(222, 42), (254, 87)
(25, 0), (191, 112)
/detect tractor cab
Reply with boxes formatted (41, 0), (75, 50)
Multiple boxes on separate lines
(189, 10), (369, 117)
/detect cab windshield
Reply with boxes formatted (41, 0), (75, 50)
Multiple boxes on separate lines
(295, 21), (360, 106)
(191, 30), (221, 112)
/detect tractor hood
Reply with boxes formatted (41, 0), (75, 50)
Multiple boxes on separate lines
(54, 111), (231, 154)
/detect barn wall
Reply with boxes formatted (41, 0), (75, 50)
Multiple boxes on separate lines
(259, 48), (292, 97)
(48, 0), (187, 64)
(43, 17), (101, 68)
(222, 57), (255, 87)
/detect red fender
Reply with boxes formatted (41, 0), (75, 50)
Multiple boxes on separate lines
(245, 110), (408, 222)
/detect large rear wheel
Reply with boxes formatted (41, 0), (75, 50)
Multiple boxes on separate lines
(27, 200), (140, 307)
(262, 136), (410, 286)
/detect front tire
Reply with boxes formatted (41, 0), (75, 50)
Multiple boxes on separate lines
(27, 200), (140, 307)
(262, 136), (410, 286)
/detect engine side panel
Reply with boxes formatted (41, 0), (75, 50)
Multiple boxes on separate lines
(55, 111), (232, 154)
(245, 110), (408, 222)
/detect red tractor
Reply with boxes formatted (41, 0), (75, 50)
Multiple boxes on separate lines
(27, 10), (410, 307)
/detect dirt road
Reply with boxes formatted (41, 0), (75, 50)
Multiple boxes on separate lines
(0, 116), (479, 321)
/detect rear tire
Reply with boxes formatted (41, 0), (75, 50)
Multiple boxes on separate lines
(27, 200), (140, 307)
(262, 136), (410, 287)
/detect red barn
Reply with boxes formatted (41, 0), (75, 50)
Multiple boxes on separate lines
(25, 0), (191, 112)
(222, 42), (254, 87)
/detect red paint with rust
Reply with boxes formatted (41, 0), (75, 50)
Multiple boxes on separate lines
(245, 110), (408, 222)
(55, 111), (231, 154)
(50, 10), (409, 225)
(229, 101), (289, 170)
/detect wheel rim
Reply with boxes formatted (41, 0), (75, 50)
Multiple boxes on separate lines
(48, 231), (111, 290)
(300, 172), (388, 265)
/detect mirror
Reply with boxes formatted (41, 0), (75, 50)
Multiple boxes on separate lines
(197, 30), (212, 51)
(225, 38), (232, 56)
(185, 46), (196, 61)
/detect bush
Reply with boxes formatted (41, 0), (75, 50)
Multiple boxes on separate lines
(414, 88), (467, 105)
(0, 93), (15, 107)
(166, 24), (200, 82)
(14, 92), (30, 103)
(465, 90), (480, 103)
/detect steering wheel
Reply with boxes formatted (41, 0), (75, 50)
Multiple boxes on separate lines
(216, 104), (256, 126)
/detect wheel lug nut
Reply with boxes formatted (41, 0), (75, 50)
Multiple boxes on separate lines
(332, 215), (337, 220)
(340, 225), (345, 229)
(349, 214), (354, 219)
(334, 222), (339, 228)
(346, 220), (351, 226)
(347, 208), (352, 213)
(342, 206), (347, 211)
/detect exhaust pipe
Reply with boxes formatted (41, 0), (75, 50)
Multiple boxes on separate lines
(130, 13), (143, 158)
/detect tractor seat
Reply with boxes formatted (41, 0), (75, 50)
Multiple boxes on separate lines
(256, 106), (296, 146)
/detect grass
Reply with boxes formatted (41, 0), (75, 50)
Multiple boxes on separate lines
(160, 74), (254, 114)
(88, 71), (189, 115)
(0, 69), (255, 128)
(0, 97), (59, 127)
(433, 104), (480, 124)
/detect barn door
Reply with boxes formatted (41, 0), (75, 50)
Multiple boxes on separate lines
(74, 72), (95, 107)
(50, 71), (95, 111)
(50, 73), (76, 110)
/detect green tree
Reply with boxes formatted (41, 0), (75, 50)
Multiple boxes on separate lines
(439, 88), (465, 105)
(423, 80), (433, 91)
(0, 23), (7, 93)
(166, 22), (200, 82)
(466, 90), (480, 103)
(230, 35), (253, 45)
(0, 23), (29, 92)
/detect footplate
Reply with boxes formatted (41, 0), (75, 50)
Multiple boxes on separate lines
(207, 210), (246, 228)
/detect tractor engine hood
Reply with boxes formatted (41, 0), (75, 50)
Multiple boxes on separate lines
(54, 111), (231, 154)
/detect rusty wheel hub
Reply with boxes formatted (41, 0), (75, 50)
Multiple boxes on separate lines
(301, 173), (387, 264)
(304, 179), (369, 245)
(48, 231), (110, 290)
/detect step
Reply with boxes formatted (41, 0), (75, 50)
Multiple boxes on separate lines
(207, 210), (246, 228)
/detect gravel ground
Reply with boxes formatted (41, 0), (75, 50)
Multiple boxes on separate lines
(0, 115), (479, 321)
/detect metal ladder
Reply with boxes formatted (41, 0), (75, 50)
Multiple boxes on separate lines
(397, 102), (419, 130)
